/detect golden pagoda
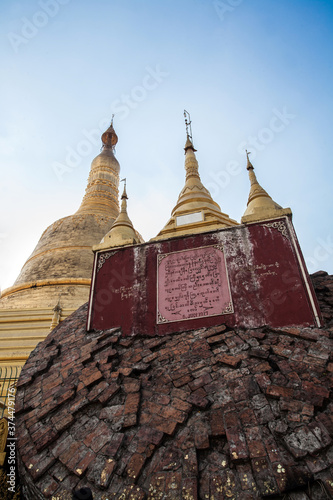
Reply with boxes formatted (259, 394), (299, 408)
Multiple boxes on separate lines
(153, 111), (239, 240)
(241, 151), (292, 223)
(0, 121), (121, 374)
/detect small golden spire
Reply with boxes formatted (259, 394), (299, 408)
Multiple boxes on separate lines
(93, 180), (144, 250)
(241, 151), (292, 224)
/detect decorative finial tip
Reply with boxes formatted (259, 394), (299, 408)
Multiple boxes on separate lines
(246, 149), (254, 170)
(120, 178), (128, 199)
(101, 117), (118, 149)
(184, 109), (193, 142)
(184, 110), (197, 152)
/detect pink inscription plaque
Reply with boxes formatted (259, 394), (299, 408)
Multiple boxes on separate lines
(157, 245), (233, 324)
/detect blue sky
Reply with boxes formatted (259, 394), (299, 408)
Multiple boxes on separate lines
(0, 0), (332, 291)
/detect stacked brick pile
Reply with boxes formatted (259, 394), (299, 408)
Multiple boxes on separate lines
(16, 274), (333, 499)
(311, 270), (333, 326)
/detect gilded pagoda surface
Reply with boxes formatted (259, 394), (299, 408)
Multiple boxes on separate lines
(0, 122), (121, 377)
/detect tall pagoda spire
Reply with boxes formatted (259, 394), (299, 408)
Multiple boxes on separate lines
(76, 120), (120, 218)
(153, 111), (238, 240)
(241, 151), (291, 223)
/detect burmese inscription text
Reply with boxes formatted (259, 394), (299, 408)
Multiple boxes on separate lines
(157, 245), (233, 323)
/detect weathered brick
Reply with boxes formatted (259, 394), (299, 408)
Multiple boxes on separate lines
(59, 441), (81, 466)
(210, 409), (226, 437)
(266, 385), (294, 399)
(36, 474), (59, 498)
(150, 415), (178, 435)
(26, 451), (56, 480)
(226, 427), (249, 461)
(124, 378), (141, 393)
(224, 411), (241, 431)
(238, 406), (257, 427)
(84, 421), (113, 452)
(78, 365), (103, 389)
(216, 353), (242, 368)
(74, 448), (96, 477)
(203, 325), (227, 338)
(98, 458), (116, 487)
(124, 392), (140, 415)
(236, 463), (256, 492)
(244, 427), (266, 458)
(308, 421), (332, 448)
(126, 453), (146, 480)
(137, 426), (164, 446)
(283, 426), (324, 458)
(207, 333), (227, 344)
(251, 457), (279, 496)
(187, 389), (209, 409)
(102, 432), (124, 456)
(123, 413), (137, 428)
(172, 397), (192, 412)
(87, 380), (109, 401)
(188, 373), (212, 391)
(254, 372), (271, 391)
(50, 432), (73, 458)
(194, 423), (210, 449)
(97, 381), (120, 403)
(99, 404), (123, 421)
(51, 407), (74, 431)
(173, 374), (193, 387)
(31, 424), (58, 452)
(159, 405), (186, 423)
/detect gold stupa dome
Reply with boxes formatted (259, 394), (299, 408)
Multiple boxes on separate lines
(0, 121), (121, 310)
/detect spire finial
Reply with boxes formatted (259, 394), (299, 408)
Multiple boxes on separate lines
(120, 178), (128, 199)
(184, 110), (197, 153)
(184, 110), (193, 142)
(101, 117), (118, 150)
(246, 150), (254, 171)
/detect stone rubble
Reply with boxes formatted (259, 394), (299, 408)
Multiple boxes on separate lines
(15, 272), (333, 499)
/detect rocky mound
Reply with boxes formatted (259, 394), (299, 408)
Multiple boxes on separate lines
(15, 273), (333, 499)
(311, 271), (333, 326)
